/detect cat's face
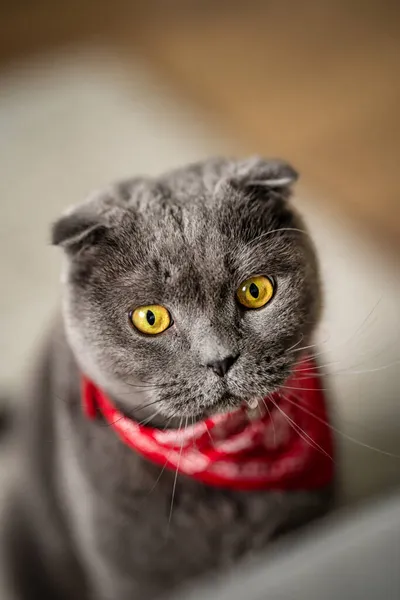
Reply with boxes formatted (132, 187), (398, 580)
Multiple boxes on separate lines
(54, 158), (321, 425)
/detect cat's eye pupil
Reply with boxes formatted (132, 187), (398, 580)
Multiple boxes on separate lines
(249, 283), (259, 298)
(146, 310), (156, 326)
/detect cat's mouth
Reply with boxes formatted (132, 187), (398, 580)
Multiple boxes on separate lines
(197, 398), (270, 427)
(201, 391), (265, 419)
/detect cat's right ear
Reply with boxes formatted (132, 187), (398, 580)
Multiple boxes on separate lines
(52, 177), (148, 255)
(51, 189), (125, 255)
(51, 210), (108, 255)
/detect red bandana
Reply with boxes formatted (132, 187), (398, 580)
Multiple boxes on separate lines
(82, 358), (334, 491)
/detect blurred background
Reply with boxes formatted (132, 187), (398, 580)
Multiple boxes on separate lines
(0, 0), (399, 506)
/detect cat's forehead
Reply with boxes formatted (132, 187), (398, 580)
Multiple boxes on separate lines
(136, 196), (221, 251)
(129, 200), (288, 290)
(139, 205), (230, 276)
(113, 172), (303, 294)
(137, 186), (258, 245)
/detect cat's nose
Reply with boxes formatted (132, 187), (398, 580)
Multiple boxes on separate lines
(207, 354), (239, 377)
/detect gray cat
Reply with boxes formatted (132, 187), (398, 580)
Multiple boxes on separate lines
(2, 157), (334, 600)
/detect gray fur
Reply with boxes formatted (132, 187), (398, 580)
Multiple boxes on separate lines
(2, 157), (333, 600)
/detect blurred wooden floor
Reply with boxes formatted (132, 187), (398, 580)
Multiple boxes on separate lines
(1, 0), (399, 252)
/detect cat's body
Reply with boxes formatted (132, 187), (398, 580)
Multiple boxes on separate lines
(2, 158), (334, 599)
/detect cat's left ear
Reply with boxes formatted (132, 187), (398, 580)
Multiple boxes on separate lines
(228, 157), (298, 193)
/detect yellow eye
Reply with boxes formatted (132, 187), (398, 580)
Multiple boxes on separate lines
(236, 275), (274, 309)
(130, 305), (172, 335)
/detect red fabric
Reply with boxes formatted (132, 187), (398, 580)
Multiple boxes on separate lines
(82, 358), (334, 491)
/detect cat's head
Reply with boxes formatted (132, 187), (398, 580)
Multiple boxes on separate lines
(53, 157), (321, 426)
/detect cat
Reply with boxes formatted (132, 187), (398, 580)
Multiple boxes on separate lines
(1, 157), (334, 600)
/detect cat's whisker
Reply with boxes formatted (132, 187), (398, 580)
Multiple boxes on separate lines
(133, 397), (169, 413)
(335, 355), (400, 375)
(146, 458), (170, 496)
(289, 349), (400, 387)
(143, 408), (183, 498)
(291, 298), (383, 370)
(290, 341), (327, 356)
(338, 361), (400, 375)
(138, 410), (161, 427)
(283, 392), (400, 459)
(295, 359), (400, 377)
(138, 412), (184, 498)
(191, 415), (197, 448)
(294, 360), (349, 374)
(204, 424), (216, 449)
(103, 397), (166, 427)
(344, 297), (382, 345)
(284, 384), (329, 392)
(163, 410), (182, 430)
(167, 417), (185, 538)
(124, 380), (178, 391)
(240, 227), (309, 253)
(262, 398), (276, 446)
(291, 347), (340, 369)
(286, 334), (305, 354)
(268, 397), (333, 461)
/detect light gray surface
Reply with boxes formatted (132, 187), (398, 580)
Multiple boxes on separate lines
(172, 491), (400, 600)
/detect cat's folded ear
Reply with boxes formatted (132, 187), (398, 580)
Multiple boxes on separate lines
(51, 189), (126, 255)
(228, 157), (298, 195)
(52, 211), (107, 254)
